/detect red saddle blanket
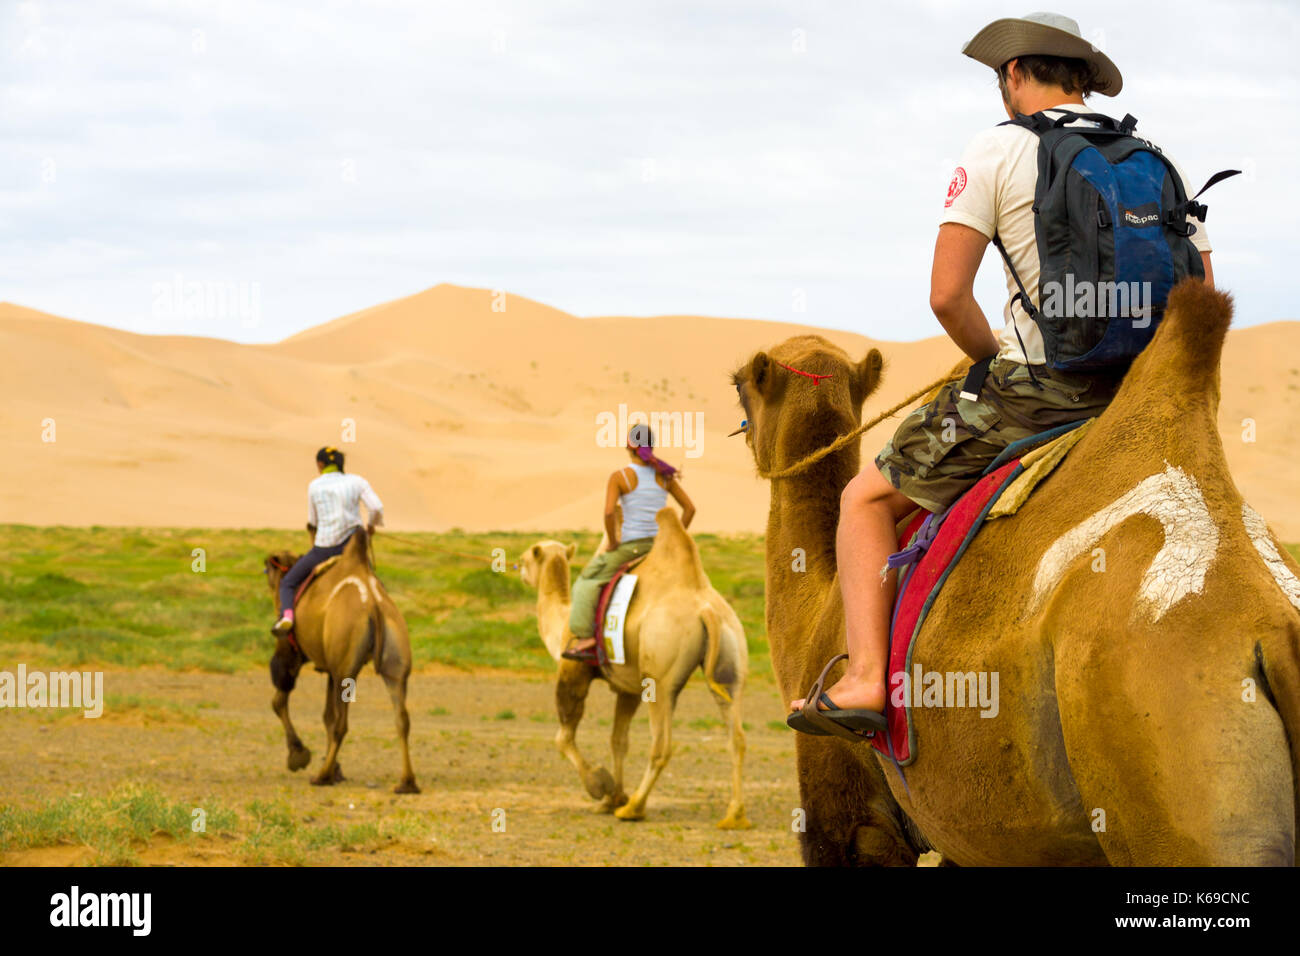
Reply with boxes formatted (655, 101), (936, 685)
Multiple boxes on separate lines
(593, 556), (647, 668)
(872, 458), (1024, 766)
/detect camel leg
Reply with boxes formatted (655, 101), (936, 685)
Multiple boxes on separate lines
(794, 735), (919, 866)
(601, 692), (639, 811)
(272, 688), (311, 772)
(312, 675), (348, 786)
(381, 670), (420, 794)
(554, 661), (617, 802)
(614, 691), (674, 821)
(712, 687), (750, 830)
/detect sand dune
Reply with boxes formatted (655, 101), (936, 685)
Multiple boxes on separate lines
(1, 284), (1296, 540)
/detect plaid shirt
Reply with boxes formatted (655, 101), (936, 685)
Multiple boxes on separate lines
(307, 471), (383, 547)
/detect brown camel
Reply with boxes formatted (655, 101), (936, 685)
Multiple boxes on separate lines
(263, 528), (419, 794)
(519, 507), (750, 826)
(734, 280), (1300, 865)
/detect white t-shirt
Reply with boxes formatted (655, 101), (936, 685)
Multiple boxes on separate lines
(941, 104), (1212, 364)
(307, 470), (384, 547)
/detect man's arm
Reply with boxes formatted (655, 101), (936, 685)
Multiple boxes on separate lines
(930, 222), (1000, 361)
(1201, 251), (1214, 288)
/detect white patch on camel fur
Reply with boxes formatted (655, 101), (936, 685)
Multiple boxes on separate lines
(1032, 464), (1218, 622)
(1242, 503), (1300, 612)
(329, 576), (369, 604)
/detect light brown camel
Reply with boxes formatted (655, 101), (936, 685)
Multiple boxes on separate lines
(733, 281), (1300, 865)
(264, 527), (419, 794)
(519, 507), (750, 826)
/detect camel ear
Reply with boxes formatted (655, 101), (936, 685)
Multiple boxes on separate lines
(565, 542), (576, 560)
(749, 351), (772, 395)
(852, 349), (884, 406)
(530, 545), (541, 560)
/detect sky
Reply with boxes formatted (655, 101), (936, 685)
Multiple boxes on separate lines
(2, 0), (1295, 344)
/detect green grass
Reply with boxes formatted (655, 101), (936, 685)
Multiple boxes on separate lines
(0, 525), (772, 677)
(0, 782), (238, 865)
(0, 782), (431, 866)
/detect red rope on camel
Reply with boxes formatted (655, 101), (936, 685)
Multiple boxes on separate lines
(776, 360), (833, 385)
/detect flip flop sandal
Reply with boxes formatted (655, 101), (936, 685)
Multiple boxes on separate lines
(786, 653), (887, 743)
(561, 642), (600, 663)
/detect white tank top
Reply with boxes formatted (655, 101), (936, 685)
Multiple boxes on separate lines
(619, 463), (668, 542)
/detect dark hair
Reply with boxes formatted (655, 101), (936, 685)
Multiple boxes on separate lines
(998, 54), (1111, 99)
(316, 446), (345, 471)
(628, 424), (655, 448)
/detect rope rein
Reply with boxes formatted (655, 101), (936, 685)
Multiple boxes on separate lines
(757, 373), (954, 481)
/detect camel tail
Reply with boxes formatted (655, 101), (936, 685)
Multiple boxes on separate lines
(700, 604), (731, 703)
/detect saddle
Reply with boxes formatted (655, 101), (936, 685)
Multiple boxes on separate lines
(587, 554), (649, 669)
(293, 555), (342, 607)
(874, 418), (1094, 766)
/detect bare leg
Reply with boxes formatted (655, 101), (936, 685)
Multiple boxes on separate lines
(792, 466), (915, 714)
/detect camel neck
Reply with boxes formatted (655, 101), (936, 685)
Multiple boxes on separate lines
(765, 448), (858, 642)
(540, 554), (571, 603)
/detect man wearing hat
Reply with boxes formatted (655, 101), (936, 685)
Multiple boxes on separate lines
(788, 13), (1215, 733)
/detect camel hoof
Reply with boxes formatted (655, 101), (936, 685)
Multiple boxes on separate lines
(393, 779), (421, 795)
(717, 813), (752, 831)
(613, 803), (645, 822)
(311, 765), (343, 786)
(584, 766), (617, 800)
(287, 747), (311, 772)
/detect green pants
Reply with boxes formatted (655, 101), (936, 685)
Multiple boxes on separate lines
(568, 537), (655, 638)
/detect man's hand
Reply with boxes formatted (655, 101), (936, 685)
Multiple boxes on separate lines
(366, 523), (376, 537)
(931, 222), (1000, 361)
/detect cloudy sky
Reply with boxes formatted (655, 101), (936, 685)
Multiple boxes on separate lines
(3, 0), (1294, 343)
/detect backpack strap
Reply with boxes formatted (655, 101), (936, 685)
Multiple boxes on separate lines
(990, 234), (1044, 389)
(1174, 169), (1242, 223)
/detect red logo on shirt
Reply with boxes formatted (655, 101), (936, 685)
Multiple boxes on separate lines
(945, 166), (967, 208)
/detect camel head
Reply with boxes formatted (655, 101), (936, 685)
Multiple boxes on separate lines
(519, 540), (576, 590)
(264, 551), (298, 598)
(731, 335), (884, 477)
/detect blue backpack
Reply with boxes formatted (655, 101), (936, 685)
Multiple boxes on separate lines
(993, 110), (1238, 372)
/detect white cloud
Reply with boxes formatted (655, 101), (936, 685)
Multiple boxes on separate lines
(1, 0), (1295, 343)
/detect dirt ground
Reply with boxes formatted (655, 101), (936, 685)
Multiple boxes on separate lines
(2, 666), (807, 866)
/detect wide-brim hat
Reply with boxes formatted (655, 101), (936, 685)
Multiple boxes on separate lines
(962, 11), (1122, 97)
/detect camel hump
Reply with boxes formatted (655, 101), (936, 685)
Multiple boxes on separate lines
(1154, 279), (1234, 381)
(1083, 279), (1235, 468)
(345, 526), (372, 569)
(639, 507), (709, 590)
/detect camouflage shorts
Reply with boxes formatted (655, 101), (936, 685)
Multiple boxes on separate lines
(875, 356), (1122, 514)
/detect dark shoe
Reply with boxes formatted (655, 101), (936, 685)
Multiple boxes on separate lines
(786, 654), (887, 742)
(561, 638), (599, 663)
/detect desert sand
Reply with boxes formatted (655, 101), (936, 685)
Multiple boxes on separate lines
(1, 284), (1296, 538)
